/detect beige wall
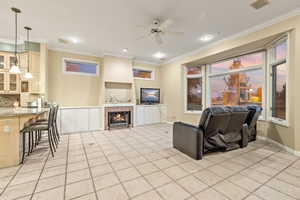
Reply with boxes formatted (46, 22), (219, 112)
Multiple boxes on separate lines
(103, 55), (133, 83)
(133, 62), (161, 104)
(161, 15), (300, 152)
(48, 50), (102, 106)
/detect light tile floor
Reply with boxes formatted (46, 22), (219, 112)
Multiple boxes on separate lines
(0, 123), (300, 200)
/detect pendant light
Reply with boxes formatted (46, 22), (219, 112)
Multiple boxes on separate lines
(9, 7), (21, 73)
(24, 26), (33, 79)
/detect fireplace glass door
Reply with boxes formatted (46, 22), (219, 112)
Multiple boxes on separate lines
(108, 111), (131, 129)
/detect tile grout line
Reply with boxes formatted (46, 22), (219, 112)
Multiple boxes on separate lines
(29, 148), (51, 200)
(103, 127), (198, 199)
(189, 146), (283, 200)
(0, 164), (23, 197)
(68, 126), (295, 200)
(90, 131), (133, 200)
(3, 124), (299, 200)
(109, 128), (166, 200)
(241, 157), (300, 200)
(63, 134), (70, 200)
(80, 132), (101, 200)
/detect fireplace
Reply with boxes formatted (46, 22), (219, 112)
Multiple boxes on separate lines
(108, 111), (131, 129)
(104, 105), (133, 130)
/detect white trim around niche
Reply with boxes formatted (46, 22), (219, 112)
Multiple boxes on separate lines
(62, 57), (100, 76)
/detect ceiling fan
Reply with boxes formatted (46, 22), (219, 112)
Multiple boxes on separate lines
(137, 19), (184, 45)
(251, 0), (271, 9)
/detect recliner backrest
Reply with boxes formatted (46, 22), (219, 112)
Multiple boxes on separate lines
(224, 106), (249, 136)
(199, 107), (231, 138)
(245, 105), (262, 128)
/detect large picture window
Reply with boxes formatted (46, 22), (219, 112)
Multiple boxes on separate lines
(270, 39), (288, 122)
(208, 51), (265, 107)
(183, 35), (289, 126)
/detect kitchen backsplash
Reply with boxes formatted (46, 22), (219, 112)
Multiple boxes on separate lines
(0, 95), (20, 107)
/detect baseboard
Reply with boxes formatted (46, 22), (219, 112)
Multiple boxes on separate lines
(166, 121), (174, 125)
(257, 136), (300, 157)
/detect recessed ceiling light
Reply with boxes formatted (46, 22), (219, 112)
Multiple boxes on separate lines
(153, 52), (166, 59)
(70, 38), (79, 44)
(199, 34), (214, 42)
(122, 48), (128, 53)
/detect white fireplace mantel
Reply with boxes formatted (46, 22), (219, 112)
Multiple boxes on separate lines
(103, 103), (135, 107)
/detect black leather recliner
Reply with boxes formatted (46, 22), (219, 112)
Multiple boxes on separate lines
(173, 106), (261, 160)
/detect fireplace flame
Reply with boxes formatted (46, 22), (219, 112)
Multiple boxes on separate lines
(112, 113), (126, 121)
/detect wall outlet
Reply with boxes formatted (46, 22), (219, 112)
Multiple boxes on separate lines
(3, 125), (11, 133)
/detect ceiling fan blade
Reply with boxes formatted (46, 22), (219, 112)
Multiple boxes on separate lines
(159, 19), (173, 31)
(164, 31), (184, 36)
(154, 33), (163, 45)
(136, 32), (152, 41)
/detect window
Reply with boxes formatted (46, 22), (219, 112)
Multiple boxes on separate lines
(133, 68), (154, 80)
(208, 51), (265, 107)
(183, 34), (289, 125)
(270, 39), (288, 122)
(63, 58), (99, 76)
(185, 66), (203, 112)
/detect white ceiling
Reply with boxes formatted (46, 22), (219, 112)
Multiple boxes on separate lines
(0, 0), (300, 64)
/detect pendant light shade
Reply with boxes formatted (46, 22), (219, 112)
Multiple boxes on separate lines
(10, 65), (21, 73)
(24, 26), (33, 79)
(24, 72), (33, 79)
(9, 7), (21, 74)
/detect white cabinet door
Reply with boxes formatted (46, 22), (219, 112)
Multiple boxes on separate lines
(144, 106), (153, 124)
(159, 105), (167, 123)
(60, 109), (76, 133)
(88, 108), (103, 131)
(135, 106), (145, 126)
(75, 109), (89, 132)
(152, 106), (161, 124)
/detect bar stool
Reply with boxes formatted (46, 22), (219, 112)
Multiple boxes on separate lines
(34, 105), (60, 146)
(21, 106), (56, 163)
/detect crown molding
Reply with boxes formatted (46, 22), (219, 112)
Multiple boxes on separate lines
(162, 7), (300, 65)
(133, 59), (161, 66)
(103, 52), (160, 65)
(48, 47), (103, 58)
(48, 48), (160, 65)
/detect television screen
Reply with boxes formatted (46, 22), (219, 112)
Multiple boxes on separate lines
(140, 88), (160, 104)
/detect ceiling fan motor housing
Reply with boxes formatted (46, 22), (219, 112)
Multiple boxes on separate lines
(251, 0), (270, 9)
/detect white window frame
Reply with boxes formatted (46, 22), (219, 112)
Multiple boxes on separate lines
(206, 51), (267, 119)
(133, 67), (155, 80)
(267, 35), (289, 126)
(183, 65), (206, 114)
(62, 58), (99, 76)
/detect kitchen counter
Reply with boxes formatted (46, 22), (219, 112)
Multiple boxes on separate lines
(0, 107), (48, 118)
(0, 108), (48, 168)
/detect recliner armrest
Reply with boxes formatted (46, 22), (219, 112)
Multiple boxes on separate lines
(173, 122), (203, 160)
(241, 124), (249, 148)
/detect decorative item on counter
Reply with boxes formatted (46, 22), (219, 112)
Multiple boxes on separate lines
(37, 98), (42, 108)
(13, 100), (19, 108)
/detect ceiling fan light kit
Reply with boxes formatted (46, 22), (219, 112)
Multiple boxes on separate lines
(138, 18), (184, 45)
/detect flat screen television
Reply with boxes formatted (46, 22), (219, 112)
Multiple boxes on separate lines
(140, 88), (160, 104)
